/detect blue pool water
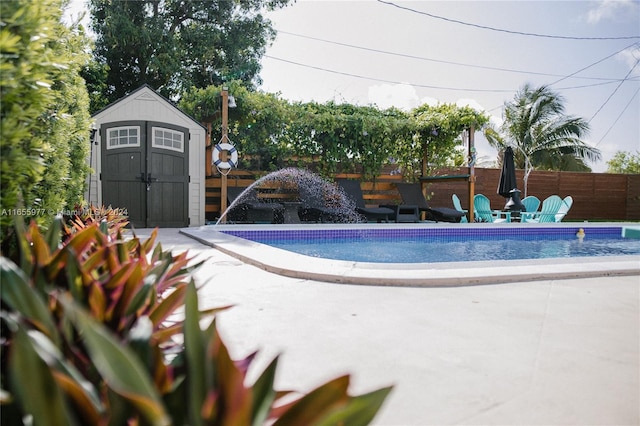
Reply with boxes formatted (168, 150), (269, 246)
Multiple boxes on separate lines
(222, 226), (640, 264)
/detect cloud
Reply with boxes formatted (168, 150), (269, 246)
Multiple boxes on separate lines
(617, 45), (640, 76)
(456, 98), (503, 126)
(367, 83), (420, 110)
(586, 0), (638, 23)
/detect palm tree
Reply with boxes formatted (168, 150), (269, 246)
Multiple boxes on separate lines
(485, 83), (601, 172)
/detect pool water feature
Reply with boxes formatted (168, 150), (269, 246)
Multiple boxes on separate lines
(224, 226), (640, 263)
(218, 168), (361, 224)
(181, 223), (640, 287)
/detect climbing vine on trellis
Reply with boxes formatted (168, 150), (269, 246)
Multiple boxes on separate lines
(179, 82), (489, 179)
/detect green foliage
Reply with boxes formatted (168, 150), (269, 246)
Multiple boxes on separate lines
(485, 83), (601, 171)
(398, 103), (489, 179)
(606, 150), (640, 174)
(180, 83), (488, 179)
(0, 0), (92, 245)
(1, 217), (392, 425)
(87, 0), (291, 106)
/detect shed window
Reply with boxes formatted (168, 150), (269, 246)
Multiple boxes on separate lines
(107, 126), (140, 149)
(152, 127), (184, 152)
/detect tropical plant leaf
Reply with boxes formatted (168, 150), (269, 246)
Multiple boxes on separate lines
(9, 327), (74, 426)
(212, 323), (252, 426)
(271, 375), (351, 426)
(148, 283), (187, 327)
(60, 295), (171, 426)
(27, 329), (105, 423)
(125, 276), (155, 317)
(44, 215), (63, 253)
(251, 356), (279, 426)
(316, 386), (393, 426)
(184, 279), (206, 426)
(0, 257), (59, 344)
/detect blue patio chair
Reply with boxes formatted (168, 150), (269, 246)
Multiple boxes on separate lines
(473, 194), (511, 223)
(521, 196), (540, 215)
(451, 194), (468, 223)
(555, 196), (573, 222)
(520, 195), (564, 223)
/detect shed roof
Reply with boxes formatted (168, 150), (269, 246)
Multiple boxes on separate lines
(92, 84), (205, 130)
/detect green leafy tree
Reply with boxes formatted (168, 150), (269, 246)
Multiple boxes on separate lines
(0, 0), (92, 247)
(485, 83), (601, 171)
(607, 150), (640, 174)
(87, 0), (290, 107)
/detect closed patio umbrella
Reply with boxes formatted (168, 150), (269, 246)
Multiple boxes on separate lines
(497, 146), (517, 198)
(497, 146), (525, 213)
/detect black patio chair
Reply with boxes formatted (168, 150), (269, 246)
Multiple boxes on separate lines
(336, 179), (395, 223)
(395, 183), (465, 223)
(226, 186), (284, 223)
(297, 184), (350, 223)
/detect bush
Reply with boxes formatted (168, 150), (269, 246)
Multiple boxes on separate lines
(0, 216), (392, 425)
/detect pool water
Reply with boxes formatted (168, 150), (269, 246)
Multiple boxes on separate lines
(223, 226), (640, 264)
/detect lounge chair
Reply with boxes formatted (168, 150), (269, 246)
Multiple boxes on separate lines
(473, 194), (511, 223)
(451, 194), (468, 223)
(520, 195), (564, 223)
(555, 196), (573, 222)
(521, 196), (541, 215)
(297, 184), (349, 223)
(336, 179), (395, 222)
(395, 183), (465, 223)
(226, 186), (284, 223)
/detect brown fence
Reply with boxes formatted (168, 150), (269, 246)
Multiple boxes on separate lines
(205, 167), (640, 222)
(421, 168), (640, 221)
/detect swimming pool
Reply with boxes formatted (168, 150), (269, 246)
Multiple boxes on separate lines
(181, 223), (640, 287)
(221, 226), (640, 263)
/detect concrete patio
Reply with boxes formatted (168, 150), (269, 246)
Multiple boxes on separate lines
(137, 228), (639, 426)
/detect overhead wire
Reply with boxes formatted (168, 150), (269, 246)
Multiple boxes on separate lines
(267, 8), (639, 149)
(588, 58), (640, 123)
(548, 42), (639, 86)
(276, 30), (628, 82)
(263, 54), (514, 93)
(595, 87), (639, 147)
(376, 0), (640, 41)
(263, 53), (632, 95)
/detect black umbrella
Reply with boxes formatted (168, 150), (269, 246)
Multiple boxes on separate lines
(497, 146), (525, 213)
(497, 146), (517, 198)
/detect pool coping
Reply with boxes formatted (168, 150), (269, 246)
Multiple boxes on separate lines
(180, 222), (640, 287)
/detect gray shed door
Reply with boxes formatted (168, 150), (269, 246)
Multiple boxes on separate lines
(101, 121), (189, 228)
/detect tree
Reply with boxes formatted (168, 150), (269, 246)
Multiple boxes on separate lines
(607, 151), (640, 174)
(87, 0), (290, 107)
(485, 83), (601, 171)
(1, 0), (92, 247)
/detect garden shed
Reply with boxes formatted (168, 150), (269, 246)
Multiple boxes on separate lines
(87, 85), (206, 227)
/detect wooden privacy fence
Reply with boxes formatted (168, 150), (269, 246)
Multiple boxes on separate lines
(205, 168), (640, 222)
(423, 168), (640, 221)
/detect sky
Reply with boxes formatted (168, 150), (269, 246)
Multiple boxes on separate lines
(66, 0), (640, 172)
(256, 0), (640, 171)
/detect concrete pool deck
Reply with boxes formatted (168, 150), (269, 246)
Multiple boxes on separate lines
(181, 222), (640, 286)
(135, 227), (639, 425)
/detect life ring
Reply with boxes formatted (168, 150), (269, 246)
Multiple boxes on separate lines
(213, 143), (238, 169)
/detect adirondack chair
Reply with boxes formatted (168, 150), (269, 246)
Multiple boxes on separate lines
(521, 196), (541, 215)
(520, 195), (564, 223)
(555, 196), (573, 222)
(451, 194), (468, 223)
(473, 194), (511, 223)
